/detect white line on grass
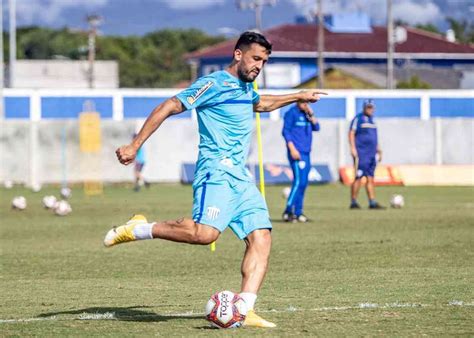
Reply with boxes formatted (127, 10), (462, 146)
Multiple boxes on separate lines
(0, 301), (471, 324)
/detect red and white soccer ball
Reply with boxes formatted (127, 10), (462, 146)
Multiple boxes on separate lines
(205, 290), (247, 329)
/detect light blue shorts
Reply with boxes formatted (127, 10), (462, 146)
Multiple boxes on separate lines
(192, 170), (272, 240)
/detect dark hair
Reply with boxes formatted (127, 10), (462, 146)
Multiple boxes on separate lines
(234, 31), (272, 53)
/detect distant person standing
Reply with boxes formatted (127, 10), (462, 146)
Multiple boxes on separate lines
(349, 99), (385, 209)
(133, 133), (150, 192)
(282, 101), (321, 222)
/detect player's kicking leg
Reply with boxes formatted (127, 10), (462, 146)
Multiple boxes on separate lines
(240, 229), (276, 328)
(104, 218), (275, 327)
(104, 215), (219, 247)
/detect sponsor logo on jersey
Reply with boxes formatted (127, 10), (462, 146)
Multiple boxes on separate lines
(223, 81), (239, 88)
(187, 81), (213, 105)
(207, 206), (220, 221)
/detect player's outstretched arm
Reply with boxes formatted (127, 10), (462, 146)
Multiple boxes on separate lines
(116, 97), (185, 165)
(254, 90), (327, 112)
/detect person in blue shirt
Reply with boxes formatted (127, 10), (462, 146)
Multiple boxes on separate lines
(132, 133), (150, 192)
(103, 31), (327, 328)
(281, 101), (320, 222)
(349, 99), (385, 209)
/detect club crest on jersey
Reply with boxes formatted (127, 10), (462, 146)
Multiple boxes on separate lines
(187, 81), (213, 105)
(206, 206), (220, 221)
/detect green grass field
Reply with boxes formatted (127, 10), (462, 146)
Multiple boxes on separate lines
(1, 184), (473, 336)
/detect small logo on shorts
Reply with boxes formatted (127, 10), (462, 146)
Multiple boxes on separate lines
(357, 169), (364, 178)
(220, 158), (233, 168)
(207, 206), (220, 220)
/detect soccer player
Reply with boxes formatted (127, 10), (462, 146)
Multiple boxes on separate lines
(133, 133), (150, 192)
(349, 99), (385, 209)
(281, 101), (320, 223)
(104, 31), (326, 328)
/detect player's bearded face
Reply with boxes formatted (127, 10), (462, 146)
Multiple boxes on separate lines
(235, 44), (269, 82)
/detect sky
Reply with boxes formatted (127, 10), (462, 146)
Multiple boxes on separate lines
(2, 0), (474, 36)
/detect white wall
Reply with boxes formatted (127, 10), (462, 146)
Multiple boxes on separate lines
(0, 118), (472, 186)
(12, 60), (119, 89)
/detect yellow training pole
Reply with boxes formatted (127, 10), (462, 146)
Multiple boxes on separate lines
(253, 81), (266, 199)
(210, 241), (216, 252)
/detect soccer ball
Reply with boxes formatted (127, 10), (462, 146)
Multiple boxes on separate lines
(42, 195), (58, 209)
(4, 180), (13, 189)
(54, 200), (72, 216)
(60, 187), (72, 199)
(31, 183), (42, 192)
(390, 194), (405, 208)
(205, 291), (247, 329)
(282, 186), (291, 199)
(12, 196), (27, 210)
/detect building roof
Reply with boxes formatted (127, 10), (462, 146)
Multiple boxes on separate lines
(187, 24), (474, 60)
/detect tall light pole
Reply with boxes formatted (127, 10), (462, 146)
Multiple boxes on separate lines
(236, 0), (276, 32)
(87, 14), (102, 89)
(236, 0), (276, 88)
(387, 0), (395, 89)
(8, 0), (16, 88)
(317, 0), (324, 89)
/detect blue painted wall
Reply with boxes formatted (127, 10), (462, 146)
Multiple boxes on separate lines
(430, 98), (474, 118)
(281, 98), (346, 118)
(5, 97), (30, 119)
(4, 94), (473, 119)
(41, 97), (113, 118)
(123, 97), (192, 119)
(356, 97), (420, 118)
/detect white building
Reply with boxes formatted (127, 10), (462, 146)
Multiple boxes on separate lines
(10, 60), (119, 89)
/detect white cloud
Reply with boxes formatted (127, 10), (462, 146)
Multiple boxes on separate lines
(16, 0), (109, 25)
(160, 0), (226, 10)
(287, 0), (443, 25)
(392, 0), (442, 25)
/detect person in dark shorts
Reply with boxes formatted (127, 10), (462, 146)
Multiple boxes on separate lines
(348, 99), (385, 209)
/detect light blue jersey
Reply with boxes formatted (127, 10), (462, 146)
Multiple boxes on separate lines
(175, 70), (271, 239)
(176, 70), (260, 182)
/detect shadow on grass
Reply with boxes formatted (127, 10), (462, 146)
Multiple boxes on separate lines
(38, 306), (202, 323)
(270, 218), (291, 224)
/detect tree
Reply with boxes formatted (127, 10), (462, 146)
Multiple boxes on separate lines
(5, 26), (224, 87)
(415, 23), (440, 34)
(396, 75), (431, 89)
(446, 17), (474, 43)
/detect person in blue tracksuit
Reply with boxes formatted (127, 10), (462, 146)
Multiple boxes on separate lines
(133, 133), (150, 191)
(282, 101), (320, 222)
(348, 99), (385, 209)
